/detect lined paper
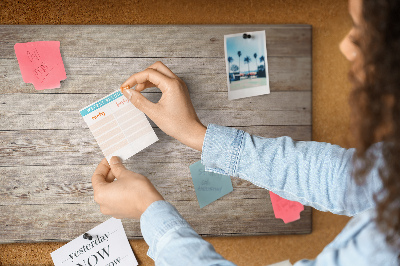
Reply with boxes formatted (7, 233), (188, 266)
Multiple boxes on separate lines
(80, 90), (158, 162)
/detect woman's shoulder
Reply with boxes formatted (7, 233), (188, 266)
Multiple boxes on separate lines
(322, 209), (399, 265)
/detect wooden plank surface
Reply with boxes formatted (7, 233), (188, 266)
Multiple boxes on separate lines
(0, 25), (312, 243)
(0, 57), (311, 93)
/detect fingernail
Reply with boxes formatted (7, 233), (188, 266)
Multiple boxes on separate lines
(121, 85), (130, 93)
(125, 89), (133, 100)
(110, 156), (122, 165)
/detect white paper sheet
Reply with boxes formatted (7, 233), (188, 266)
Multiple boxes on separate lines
(79, 90), (158, 162)
(224, 30), (270, 100)
(51, 218), (138, 266)
(267, 259), (293, 266)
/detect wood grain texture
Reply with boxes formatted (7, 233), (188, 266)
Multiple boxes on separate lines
(0, 92), (311, 130)
(0, 24), (312, 244)
(0, 57), (311, 93)
(0, 25), (311, 58)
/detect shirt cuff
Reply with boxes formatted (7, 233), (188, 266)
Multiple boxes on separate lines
(140, 200), (192, 260)
(201, 124), (245, 176)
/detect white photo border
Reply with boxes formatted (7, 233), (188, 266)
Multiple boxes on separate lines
(224, 30), (270, 100)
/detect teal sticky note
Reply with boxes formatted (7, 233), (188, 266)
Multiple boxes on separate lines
(189, 160), (233, 208)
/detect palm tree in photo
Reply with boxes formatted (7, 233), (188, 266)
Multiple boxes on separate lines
(260, 55), (265, 71)
(231, 64), (239, 73)
(237, 51), (242, 77)
(227, 56), (233, 73)
(244, 56), (251, 78)
(253, 53), (258, 74)
(258, 55), (266, 77)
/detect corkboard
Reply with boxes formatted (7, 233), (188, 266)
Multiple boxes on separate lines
(0, 0), (352, 265)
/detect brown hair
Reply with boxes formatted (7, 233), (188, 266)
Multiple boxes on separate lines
(349, 0), (400, 256)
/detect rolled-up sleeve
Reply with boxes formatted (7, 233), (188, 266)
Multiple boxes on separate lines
(201, 124), (383, 216)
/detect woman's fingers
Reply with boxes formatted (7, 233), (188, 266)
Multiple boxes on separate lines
(147, 61), (178, 79)
(119, 61), (205, 151)
(121, 68), (174, 93)
(135, 81), (156, 92)
(105, 168), (116, 182)
(121, 61), (179, 93)
(91, 158), (110, 191)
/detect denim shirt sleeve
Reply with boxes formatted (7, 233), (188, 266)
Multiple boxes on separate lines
(140, 200), (237, 265)
(201, 124), (383, 216)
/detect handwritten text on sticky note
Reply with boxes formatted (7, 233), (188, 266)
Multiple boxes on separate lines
(189, 161), (233, 208)
(14, 41), (67, 90)
(269, 191), (304, 224)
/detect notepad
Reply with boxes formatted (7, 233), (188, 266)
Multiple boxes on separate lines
(80, 90), (158, 162)
(189, 161), (233, 208)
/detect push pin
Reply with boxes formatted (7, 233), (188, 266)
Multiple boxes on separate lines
(243, 33), (252, 39)
(120, 85), (130, 93)
(83, 233), (93, 240)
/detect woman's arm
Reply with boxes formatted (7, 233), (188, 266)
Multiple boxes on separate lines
(202, 124), (383, 216)
(119, 62), (383, 217)
(141, 201), (236, 266)
(91, 157), (236, 265)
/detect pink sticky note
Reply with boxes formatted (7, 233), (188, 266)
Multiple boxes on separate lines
(269, 191), (304, 224)
(14, 41), (67, 90)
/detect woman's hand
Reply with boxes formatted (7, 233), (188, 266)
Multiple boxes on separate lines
(91, 157), (164, 219)
(120, 61), (206, 151)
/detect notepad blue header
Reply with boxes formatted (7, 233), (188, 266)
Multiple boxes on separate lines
(80, 91), (123, 117)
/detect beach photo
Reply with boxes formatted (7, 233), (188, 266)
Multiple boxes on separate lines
(224, 30), (270, 100)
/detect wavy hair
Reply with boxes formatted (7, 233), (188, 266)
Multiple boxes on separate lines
(349, 0), (400, 256)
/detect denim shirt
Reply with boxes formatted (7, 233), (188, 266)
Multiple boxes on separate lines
(140, 124), (399, 265)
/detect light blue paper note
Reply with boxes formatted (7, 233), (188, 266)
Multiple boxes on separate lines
(189, 160), (233, 208)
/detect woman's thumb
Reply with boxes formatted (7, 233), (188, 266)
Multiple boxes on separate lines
(123, 89), (155, 117)
(109, 156), (128, 178)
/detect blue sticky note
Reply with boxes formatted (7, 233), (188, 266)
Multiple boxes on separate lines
(189, 161), (233, 208)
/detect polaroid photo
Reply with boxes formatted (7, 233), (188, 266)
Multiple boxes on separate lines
(224, 30), (270, 100)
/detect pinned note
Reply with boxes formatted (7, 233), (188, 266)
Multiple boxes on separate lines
(269, 191), (304, 224)
(51, 218), (138, 266)
(268, 259), (293, 266)
(189, 161), (233, 208)
(14, 41), (67, 90)
(79, 90), (158, 162)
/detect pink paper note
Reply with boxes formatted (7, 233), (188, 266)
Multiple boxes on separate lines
(14, 41), (67, 90)
(269, 191), (304, 224)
